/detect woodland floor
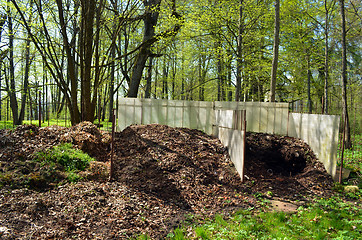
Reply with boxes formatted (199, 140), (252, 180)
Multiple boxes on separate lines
(0, 122), (338, 239)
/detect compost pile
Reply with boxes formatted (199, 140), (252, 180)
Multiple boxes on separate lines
(0, 122), (335, 239)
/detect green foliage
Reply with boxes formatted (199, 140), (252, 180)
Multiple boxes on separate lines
(36, 143), (93, 172)
(33, 143), (94, 184)
(339, 134), (362, 174)
(167, 196), (362, 240)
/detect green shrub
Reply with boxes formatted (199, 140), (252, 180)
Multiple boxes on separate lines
(36, 143), (94, 172)
(33, 143), (94, 185)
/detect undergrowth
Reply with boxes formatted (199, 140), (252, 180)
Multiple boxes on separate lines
(0, 143), (94, 189)
(338, 134), (362, 188)
(161, 196), (362, 240)
(34, 143), (94, 183)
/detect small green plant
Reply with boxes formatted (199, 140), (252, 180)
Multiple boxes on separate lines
(167, 228), (185, 239)
(35, 143), (93, 172)
(33, 143), (94, 184)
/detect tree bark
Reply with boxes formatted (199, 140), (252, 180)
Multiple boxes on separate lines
(145, 56), (153, 98)
(0, 14), (6, 121)
(17, 36), (32, 125)
(339, 0), (352, 148)
(56, 0), (81, 125)
(235, 0), (243, 101)
(269, 0), (280, 102)
(108, 25), (116, 120)
(307, 54), (312, 113)
(323, 0), (330, 114)
(80, 0), (96, 121)
(128, 0), (161, 98)
(6, 1), (18, 125)
(128, 0), (182, 98)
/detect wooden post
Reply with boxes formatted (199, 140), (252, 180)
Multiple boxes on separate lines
(109, 108), (116, 181)
(241, 109), (246, 183)
(38, 91), (41, 128)
(339, 113), (347, 184)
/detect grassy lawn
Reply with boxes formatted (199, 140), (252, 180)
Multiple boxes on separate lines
(338, 134), (362, 189)
(160, 195), (361, 240)
(0, 119), (114, 131)
(340, 134), (362, 174)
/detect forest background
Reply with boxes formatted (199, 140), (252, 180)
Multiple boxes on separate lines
(0, 0), (360, 144)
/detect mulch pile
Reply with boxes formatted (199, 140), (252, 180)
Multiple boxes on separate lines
(0, 122), (335, 239)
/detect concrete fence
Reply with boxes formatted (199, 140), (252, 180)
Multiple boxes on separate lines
(117, 98), (340, 178)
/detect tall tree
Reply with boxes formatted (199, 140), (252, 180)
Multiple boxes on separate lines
(323, 0), (330, 114)
(6, 0), (18, 125)
(0, 14), (6, 121)
(128, 0), (182, 98)
(235, 0), (243, 101)
(338, 0), (351, 148)
(269, 0), (280, 102)
(17, 0), (34, 125)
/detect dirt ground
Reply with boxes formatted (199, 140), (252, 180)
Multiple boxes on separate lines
(0, 122), (336, 239)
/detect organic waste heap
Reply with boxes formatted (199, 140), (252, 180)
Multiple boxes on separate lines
(0, 122), (334, 239)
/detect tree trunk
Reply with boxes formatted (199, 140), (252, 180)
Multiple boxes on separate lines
(339, 0), (351, 148)
(269, 0), (280, 102)
(108, 30), (116, 120)
(80, 0), (96, 122)
(17, 36), (32, 125)
(128, 0), (161, 98)
(307, 54), (312, 113)
(145, 56), (153, 98)
(235, 0), (243, 101)
(56, 0), (80, 125)
(323, 0), (329, 114)
(0, 14), (6, 121)
(162, 56), (169, 99)
(6, 1), (18, 125)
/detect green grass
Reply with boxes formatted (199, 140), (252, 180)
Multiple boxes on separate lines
(164, 196), (362, 240)
(34, 143), (94, 182)
(339, 134), (362, 174)
(337, 134), (362, 189)
(0, 119), (114, 131)
(0, 143), (95, 189)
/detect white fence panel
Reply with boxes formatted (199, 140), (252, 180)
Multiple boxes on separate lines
(288, 113), (340, 177)
(117, 98), (339, 179)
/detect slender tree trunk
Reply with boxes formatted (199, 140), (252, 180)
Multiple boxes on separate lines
(108, 30), (116, 120)
(198, 56), (205, 101)
(145, 56), (153, 98)
(80, 0), (96, 121)
(217, 41), (222, 101)
(323, 0), (329, 114)
(6, 1), (18, 125)
(235, 0), (243, 101)
(18, 36), (32, 125)
(269, 0), (280, 102)
(226, 49), (232, 101)
(162, 56), (169, 99)
(0, 14), (6, 121)
(339, 0), (351, 148)
(56, 0), (80, 125)
(307, 54), (312, 113)
(171, 54), (176, 100)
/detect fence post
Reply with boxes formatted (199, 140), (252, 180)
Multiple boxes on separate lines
(241, 109), (246, 183)
(339, 113), (347, 184)
(38, 91), (41, 128)
(109, 108), (116, 181)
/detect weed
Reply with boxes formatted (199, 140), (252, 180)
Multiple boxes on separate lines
(31, 143), (94, 186)
(168, 196), (361, 240)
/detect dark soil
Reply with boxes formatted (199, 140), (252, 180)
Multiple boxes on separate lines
(0, 122), (336, 239)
